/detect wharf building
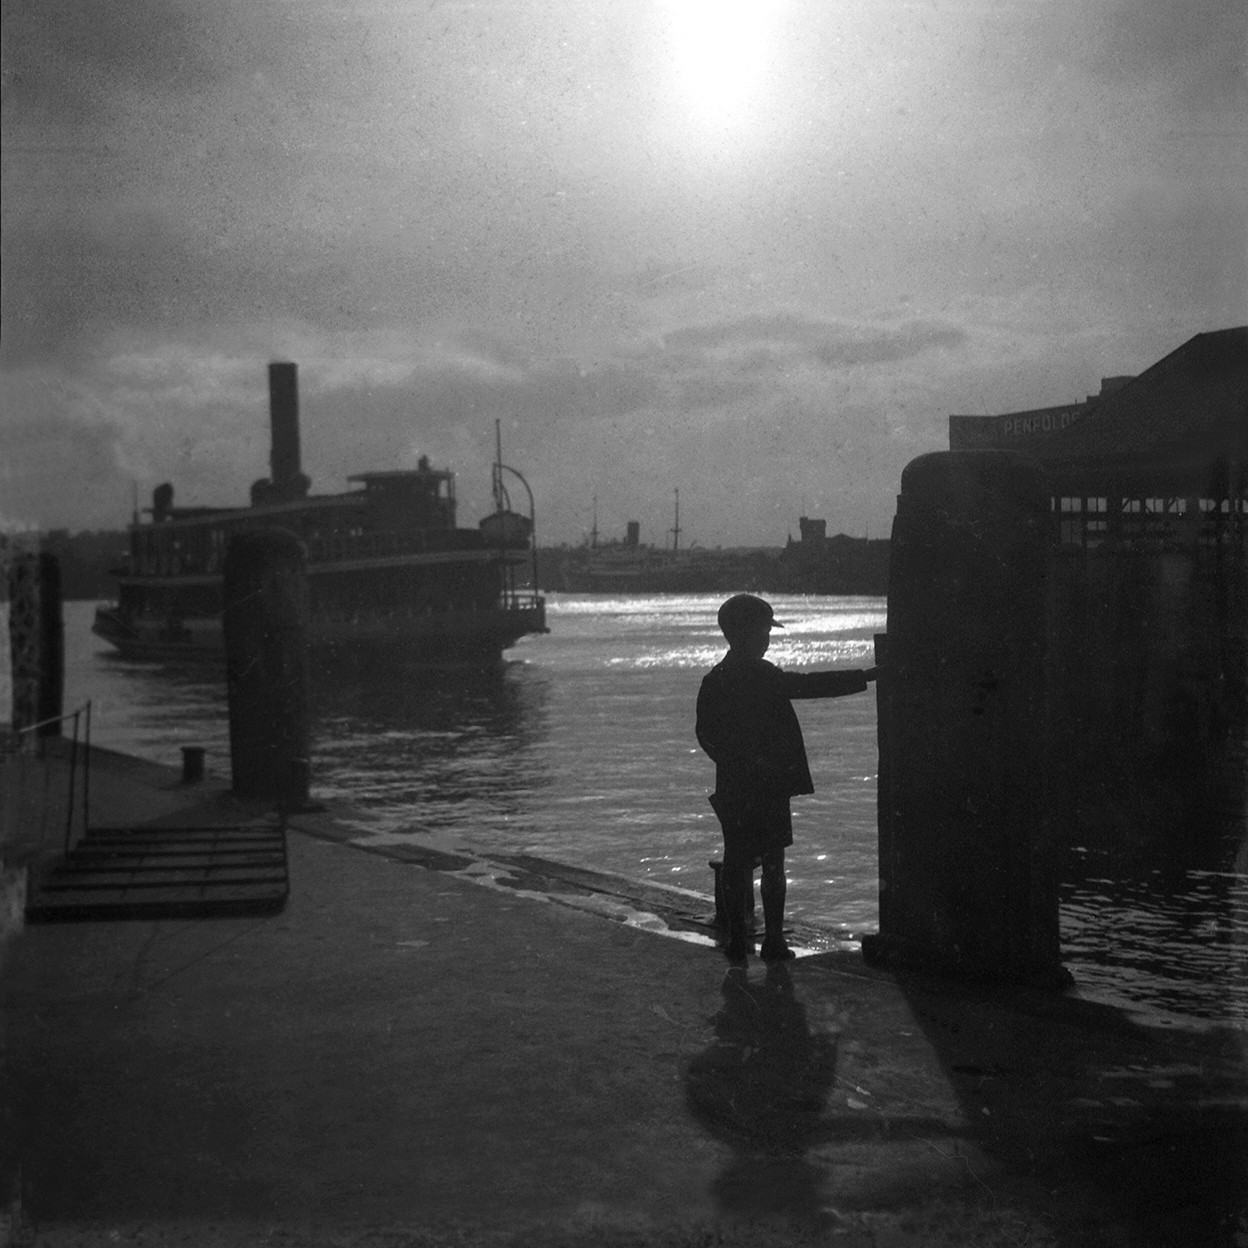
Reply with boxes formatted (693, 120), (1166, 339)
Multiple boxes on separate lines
(866, 326), (1244, 985)
(945, 326), (1247, 848)
(773, 518), (890, 595)
(947, 328), (1245, 556)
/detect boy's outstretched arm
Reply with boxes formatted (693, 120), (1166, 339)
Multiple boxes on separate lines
(780, 667), (874, 700)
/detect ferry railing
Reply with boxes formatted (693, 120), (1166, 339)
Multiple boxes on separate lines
(306, 593), (545, 625)
(499, 589), (545, 613)
(133, 526), (535, 575)
(1, 701), (92, 866)
(490, 444), (540, 599)
(305, 528), (516, 565)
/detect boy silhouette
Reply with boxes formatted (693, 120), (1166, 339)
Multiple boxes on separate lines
(697, 594), (877, 962)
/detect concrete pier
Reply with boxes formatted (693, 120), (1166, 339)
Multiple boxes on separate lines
(2, 744), (1245, 1248)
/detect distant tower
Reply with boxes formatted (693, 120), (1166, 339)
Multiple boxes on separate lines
(798, 517), (827, 545)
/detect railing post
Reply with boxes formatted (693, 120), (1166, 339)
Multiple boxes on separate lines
(83, 700), (92, 836)
(63, 708), (80, 855)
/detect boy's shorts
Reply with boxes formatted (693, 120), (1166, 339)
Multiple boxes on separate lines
(709, 791), (793, 861)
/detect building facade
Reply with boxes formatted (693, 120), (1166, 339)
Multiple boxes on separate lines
(945, 327), (1247, 846)
(948, 377), (1133, 453)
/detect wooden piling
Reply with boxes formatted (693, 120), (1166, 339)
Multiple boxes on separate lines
(864, 451), (1066, 987)
(6, 549), (64, 738)
(222, 529), (311, 811)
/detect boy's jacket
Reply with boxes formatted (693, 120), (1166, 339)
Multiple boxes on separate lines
(696, 653), (867, 802)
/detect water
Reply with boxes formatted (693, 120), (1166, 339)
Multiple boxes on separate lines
(4, 595), (1247, 1028)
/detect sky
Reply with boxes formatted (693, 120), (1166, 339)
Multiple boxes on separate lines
(2, 0), (1245, 548)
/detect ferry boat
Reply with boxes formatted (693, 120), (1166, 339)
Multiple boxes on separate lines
(92, 363), (547, 667)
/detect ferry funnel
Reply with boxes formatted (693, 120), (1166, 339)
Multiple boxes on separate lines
(267, 362), (306, 500)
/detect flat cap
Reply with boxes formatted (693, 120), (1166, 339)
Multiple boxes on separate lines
(717, 593), (784, 637)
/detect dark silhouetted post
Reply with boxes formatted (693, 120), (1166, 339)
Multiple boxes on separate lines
(180, 746), (206, 784)
(865, 451), (1065, 986)
(7, 549), (64, 738)
(222, 530), (311, 811)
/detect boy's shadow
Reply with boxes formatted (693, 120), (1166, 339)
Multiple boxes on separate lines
(683, 963), (836, 1225)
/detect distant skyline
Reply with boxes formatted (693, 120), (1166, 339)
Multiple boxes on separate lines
(3, 0), (1245, 546)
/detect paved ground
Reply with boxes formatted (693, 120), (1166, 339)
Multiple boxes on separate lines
(2, 747), (1246, 1247)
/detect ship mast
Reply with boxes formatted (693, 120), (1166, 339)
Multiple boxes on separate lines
(493, 419), (505, 513)
(670, 488), (681, 553)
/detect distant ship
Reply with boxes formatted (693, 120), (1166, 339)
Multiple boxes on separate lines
(560, 491), (710, 593)
(92, 363), (547, 667)
(559, 541), (728, 594)
(557, 498), (886, 597)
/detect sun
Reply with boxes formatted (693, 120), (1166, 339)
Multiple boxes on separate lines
(664, 0), (777, 132)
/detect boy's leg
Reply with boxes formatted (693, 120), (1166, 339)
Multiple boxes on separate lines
(759, 848), (794, 960)
(720, 842), (753, 960)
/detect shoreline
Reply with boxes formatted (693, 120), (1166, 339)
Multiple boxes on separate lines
(4, 736), (1241, 1033)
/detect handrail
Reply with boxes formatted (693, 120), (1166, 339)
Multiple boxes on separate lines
(497, 463), (539, 592)
(13, 703), (90, 738)
(7, 701), (92, 855)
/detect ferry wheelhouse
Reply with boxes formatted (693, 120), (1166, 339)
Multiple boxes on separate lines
(92, 363), (547, 666)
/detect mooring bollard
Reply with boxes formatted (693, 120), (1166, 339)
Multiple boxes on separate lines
(863, 450), (1066, 987)
(7, 549), (64, 738)
(222, 529), (311, 811)
(180, 746), (206, 784)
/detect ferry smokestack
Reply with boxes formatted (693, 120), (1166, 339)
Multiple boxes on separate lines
(268, 362), (302, 495)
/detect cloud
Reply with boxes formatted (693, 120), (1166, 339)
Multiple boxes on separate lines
(1, 0), (232, 128)
(0, 206), (476, 369)
(970, 0), (1245, 115)
(0, 211), (193, 366)
(1090, 0), (1247, 110)
(672, 374), (764, 410)
(662, 315), (967, 370)
(630, 261), (718, 297)
(0, 404), (131, 530)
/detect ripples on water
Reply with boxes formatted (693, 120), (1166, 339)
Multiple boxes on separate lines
(1062, 849), (1248, 1027)
(6, 597), (1247, 1027)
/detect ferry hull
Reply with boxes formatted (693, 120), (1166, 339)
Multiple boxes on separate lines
(95, 362), (548, 671)
(93, 603), (548, 668)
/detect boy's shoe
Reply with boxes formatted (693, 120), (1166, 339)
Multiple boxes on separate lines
(759, 937), (796, 962)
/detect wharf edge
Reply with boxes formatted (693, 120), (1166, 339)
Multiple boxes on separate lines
(2, 742), (1246, 1248)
